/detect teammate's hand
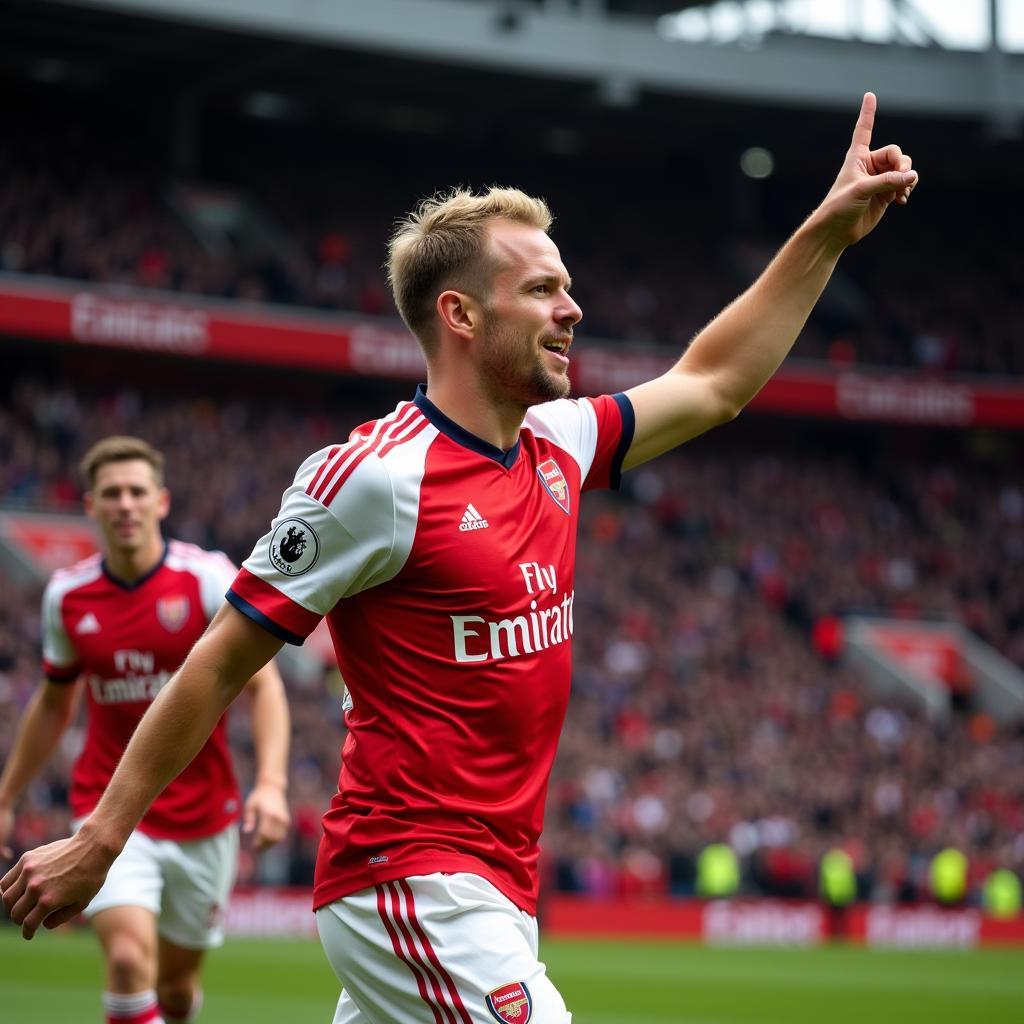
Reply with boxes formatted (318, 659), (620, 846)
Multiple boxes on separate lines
(817, 92), (918, 249)
(242, 782), (291, 851)
(0, 832), (111, 940)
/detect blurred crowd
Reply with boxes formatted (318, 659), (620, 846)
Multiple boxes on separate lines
(2, 372), (1022, 907)
(3, 120), (1023, 376)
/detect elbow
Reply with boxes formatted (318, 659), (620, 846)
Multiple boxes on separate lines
(714, 396), (744, 426)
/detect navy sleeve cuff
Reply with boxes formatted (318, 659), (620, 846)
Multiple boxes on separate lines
(609, 392), (636, 490)
(226, 588), (307, 646)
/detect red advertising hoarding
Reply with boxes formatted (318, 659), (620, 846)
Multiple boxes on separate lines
(3, 276), (1024, 428)
(224, 889), (1024, 947)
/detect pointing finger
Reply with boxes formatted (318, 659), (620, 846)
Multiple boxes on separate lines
(850, 91), (876, 151)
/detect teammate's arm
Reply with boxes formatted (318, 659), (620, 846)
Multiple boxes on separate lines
(240, 662), (291, 851)
(622, 92), (917, 469)
(0, 681), (81, 859)
(0, 603), (283, 939)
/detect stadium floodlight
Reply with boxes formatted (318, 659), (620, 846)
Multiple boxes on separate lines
(740, 146), (774, 178)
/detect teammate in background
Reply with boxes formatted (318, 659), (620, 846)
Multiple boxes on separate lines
(4, 95), (915, 1022)
(0, 437), (291, 1024)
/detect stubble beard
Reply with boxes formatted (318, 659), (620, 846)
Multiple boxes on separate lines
(482, 318), (571, 408)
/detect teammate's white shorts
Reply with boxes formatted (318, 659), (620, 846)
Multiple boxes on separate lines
(316, 872), (571, 1024)
(74, 820), (239, 950)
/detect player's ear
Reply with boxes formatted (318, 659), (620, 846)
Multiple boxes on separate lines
(436, 289), (481, 341)
(156, 487), (171, 521)
(83, 489), (95, 520)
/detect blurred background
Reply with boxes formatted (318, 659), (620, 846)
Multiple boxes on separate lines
(1, 0), (1023, 1018)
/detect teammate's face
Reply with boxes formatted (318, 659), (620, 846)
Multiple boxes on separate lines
(85, 459), (169, 557)
(477, 221), (582, 406)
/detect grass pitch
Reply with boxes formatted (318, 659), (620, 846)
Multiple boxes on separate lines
(2, 926), (1022, 1023)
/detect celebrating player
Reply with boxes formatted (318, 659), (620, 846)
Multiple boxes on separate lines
(0, 436), (291, 1024)
(3, 94), (914, 1022)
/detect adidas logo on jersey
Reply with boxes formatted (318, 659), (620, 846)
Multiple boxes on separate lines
(458, 503), (489, 532)
(75, 612), (101, 634)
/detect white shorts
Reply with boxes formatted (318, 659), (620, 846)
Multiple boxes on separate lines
(316, 873), (571, 1024)
(75, 820), (239, 950)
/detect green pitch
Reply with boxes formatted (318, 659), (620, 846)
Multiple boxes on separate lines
(2, 927), (1022, 1022)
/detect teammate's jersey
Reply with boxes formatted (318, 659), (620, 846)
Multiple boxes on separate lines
(228, 386), (634, 914)
(42, 540), (241, 840)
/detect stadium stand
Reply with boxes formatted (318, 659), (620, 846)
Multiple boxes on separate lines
(2, 365), (1021, 904)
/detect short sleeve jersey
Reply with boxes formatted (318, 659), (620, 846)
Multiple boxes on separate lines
(42, 540), (241, 840)
(228, 386), (634, 913)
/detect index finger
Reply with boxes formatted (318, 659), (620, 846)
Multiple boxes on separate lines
(851, 91), (876, 150)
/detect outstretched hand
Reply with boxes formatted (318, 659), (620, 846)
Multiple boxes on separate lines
(1, 833), (111, 939)
(819, 92), (918, 249)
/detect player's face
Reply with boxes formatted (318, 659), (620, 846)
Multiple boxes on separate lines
(85, 459), (169, 556)
(477, 220), (582, 406)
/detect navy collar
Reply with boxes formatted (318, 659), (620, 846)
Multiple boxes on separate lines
(414, 385), (521, 469)
(103, 541), (168, 591)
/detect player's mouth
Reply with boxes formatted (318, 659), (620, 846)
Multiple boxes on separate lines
(542, 337), (572, 365)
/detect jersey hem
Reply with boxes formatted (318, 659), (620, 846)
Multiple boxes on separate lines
(71, 800), (240, 843)
(313, 855), (537, 916)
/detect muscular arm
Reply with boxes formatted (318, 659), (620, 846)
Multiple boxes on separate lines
(1, 603), (283, 937)
(623, 93), (917, 469)
(240, 661), (292, 850)
(0, 681), (80, 859)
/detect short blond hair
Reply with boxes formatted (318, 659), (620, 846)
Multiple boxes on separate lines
(386, 186), (553, 350)
(80, 436), (165, 488)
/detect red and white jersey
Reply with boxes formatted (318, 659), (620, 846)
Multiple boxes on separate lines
(42, 540), (241, 840)
(228, 386), (634, 913)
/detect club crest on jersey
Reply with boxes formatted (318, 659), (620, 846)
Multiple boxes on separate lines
(270, 518), (320, 576)
(156, 595), (190, 632)
(486, 982), (532, 1023)
(537, 458), (570, 514)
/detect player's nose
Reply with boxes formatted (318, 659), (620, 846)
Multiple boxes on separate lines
(557, 292), (583, 328)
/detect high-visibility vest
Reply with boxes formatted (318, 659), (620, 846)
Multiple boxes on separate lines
(930, 848), (968, 904)
(696, 843), (740, 898)
(982, 869), (1022, 920)
(820, 849), (856, 907)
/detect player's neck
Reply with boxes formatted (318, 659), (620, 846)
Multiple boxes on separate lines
(425, 377), (525, 453)
(103, 537), (166, 584)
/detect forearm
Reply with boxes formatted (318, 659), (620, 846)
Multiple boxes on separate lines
(675, 210), (842, 414)
(0, 687), (74, 810)
(247, 665), (290, 790)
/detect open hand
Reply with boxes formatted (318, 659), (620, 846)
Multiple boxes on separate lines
(819, 92), (918, 248)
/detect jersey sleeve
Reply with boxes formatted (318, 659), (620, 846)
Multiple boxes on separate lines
(40, 578), (81, 683)
(196, 550), (238, 621)
(525, 392), (635, 492)
(226, 445), (397, 645)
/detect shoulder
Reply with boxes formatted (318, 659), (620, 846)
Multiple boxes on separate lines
(300, 402), (436, 516)
(45, 553), (104, 604)
(165, 539), (237, 582)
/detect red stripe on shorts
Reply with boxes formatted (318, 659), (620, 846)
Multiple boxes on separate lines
(375, 884), (448, 1024)
(398, 878), (474, 1024)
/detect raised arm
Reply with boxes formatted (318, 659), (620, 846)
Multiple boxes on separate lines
(623, 92), (917, 469)
(0, 603), (283, 938)
(240, 661), (292, 851)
